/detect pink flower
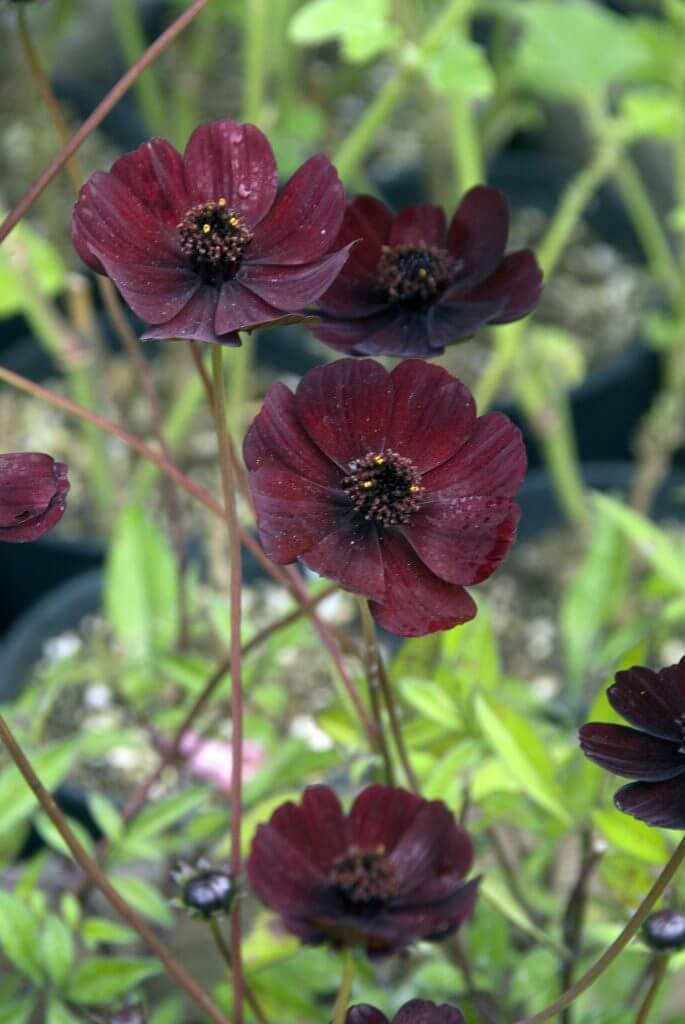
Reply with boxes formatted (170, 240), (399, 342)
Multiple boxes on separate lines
(179, 732), (264, 793)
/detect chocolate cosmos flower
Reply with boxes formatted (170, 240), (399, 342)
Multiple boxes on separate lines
(346, 1002), (465, 1024)
(312, 186), (542, 357)
(580, 659), (685, 829)
(72, 120), (350, 345)
(244, 358), (525, 637)
(247, 785), (478, 955)
(0, 453), (69, 543)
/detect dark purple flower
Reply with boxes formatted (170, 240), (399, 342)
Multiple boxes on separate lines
(244, 357), (525, 637)
(346, 1002), (464, 1024)
(312, 186), (542, 357)
(0, 453), (69, 543)
(580, 659), (685, 829)
(247, 785), (478, 955)
(72, 120), (351, 345)
(643, 909), (685, 951)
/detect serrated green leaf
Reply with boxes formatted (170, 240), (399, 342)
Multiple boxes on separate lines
(67, 957), (162, 1003)
(517, 1), (648, 99)
(593, 808), (670, 865)
(105, 505), (179, 665)
(111, 875), (173, 928)
(474, 695), (570, 824)
(0, 892), (42, 983)
(41, 915), (75, 987)
(422, 34), (494, 99)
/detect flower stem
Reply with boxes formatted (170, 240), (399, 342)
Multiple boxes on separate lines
(332, 950), (355, 1024)
(243, 0), (269, 124)
(356, 598), (394, 784)
(211, 346), (245, 1024)
(209, 919), (271, 1024)
(0, 714), (228, 1024)
(634, 956), (669, 1024)
(516, 836), (685, 1024)
(0, 0), (211, 244)
(614, 158), (680, 304)
(112, 0), (169, 137)
(332, 0), (475, 182)
(450, 87), (483, 196)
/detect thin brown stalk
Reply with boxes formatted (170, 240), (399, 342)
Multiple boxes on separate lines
(560, 830), (603, 1024)
(634, 956), (669, 1024)
(1, 0), (212, 244)
(0, 714), (228, 1024)
(209, 919), (271, 1024)
(356, 598), (394, 784)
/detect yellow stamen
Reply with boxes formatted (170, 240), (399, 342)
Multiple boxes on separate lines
(202, 223), (211, 234)
(409, 484), (420, 493)
(417, 268), (427, 278)
(229, 216), (239, 227)
(362, 480), (374, 489)
(218, 197), (227, 207)
(373, 455), (385, 465)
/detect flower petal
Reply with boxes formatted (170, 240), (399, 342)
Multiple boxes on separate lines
(313, 309), (433, 358)
(72, 170), (181, 274)
(183, 120), (278, 227)
(388, 876), (480, 942)
(247, 821), (325, 915)
(422, 412), (526, 497)
(348, 786), (424, 853)
(614, 776), (685, 830)
(347, 1006), (388, 1024)
(243, 382), (339, 485)
(386, 360), (475, 474)
(460, 250), (543, 324)
(303, 518), (385, 602)
(579, 723), (685, 781)
(140, 286), (236, 345)
(405, 496), (520, 585)
(238, 246), (352, 311)
(214, 279), (284, 336)
(0, 453), (69, 543)
(248, 466), (350, 563)
(609, 663), (685, 742)
(269, 786), (348, 871)
(110, 137), (189, 228)
(295, 359), (394, 469)
(388, 205), (448, 248)
(388, 801), (455, 892)
(248, 155), (345, 264)
(394, 1002), (465, 1024)
(93, 248), (200, 326)
(447, 186), (509, 289)
(371, 535), (477, 637)
(428, 296), (506, 349)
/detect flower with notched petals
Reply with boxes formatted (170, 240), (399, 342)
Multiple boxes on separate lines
(244, 357), (525, 637)
(580, 658), (685, 829)
(72, 120), (350, 345)
(0, 453), (69, 543)
(347, 1003), (465, 1024)
(246, 784), (478, 956)
(312, 186), (542, 357)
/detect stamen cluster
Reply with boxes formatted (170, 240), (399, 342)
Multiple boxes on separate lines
(342, 450), (422, 527)
(378, 243), (453, 305)
(177, 199), (252, 276)
(331, 846), (400, 904)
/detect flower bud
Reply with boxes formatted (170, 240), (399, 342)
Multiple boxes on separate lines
(0, 453), (69, 543)
(643, 909), (685, 951)
(183, 869), (234, 917)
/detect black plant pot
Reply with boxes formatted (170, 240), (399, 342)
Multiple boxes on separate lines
(373, 151), (660, 469)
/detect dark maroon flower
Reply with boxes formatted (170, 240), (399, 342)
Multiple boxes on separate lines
(580, 658), (685, 829)
(643, 909), (685, 951)
(72, 120), (351, 345)
(247, 785), (478, 955)
(0, 453), (69, 543)
(347, 1002), (464, 1024)
(311, 186), (542, 357)
(244, 357), (525, 637)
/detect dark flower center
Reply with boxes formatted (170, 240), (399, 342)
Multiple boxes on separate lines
(330, 846), (399, 904)
(342, 450), (422, 527)
(182, 870), (234, 916)
(178, 199), (252, 283)
(378, 243), (453, 306)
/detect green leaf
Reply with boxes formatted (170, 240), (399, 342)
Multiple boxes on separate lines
(619, 88), (684, 140)
(0, 892), (42, 983)
(593, 492), (685, 593)
(81, 917), (138, 948)
(398, 678), (462, 730)
(149, 996), (185, 1024)
(111, 875), (173, 928)
(41, 915), (75, 987)
(0, 740), (76, 836)
(127, 785), (209, 840)
(593, 808), (670, 864)
(474, 695), (570, 824)
(67, 957), (162, 1004)
(105, 505), (179, 665)
(289, 0), (401, 62)
(34, 812), (95, 860)
(0, 997), (34, 1024)
(517, 1), (648, 99)
(88, 794), (124, 843)
(422, 34), (494, 99)
(0, 220), (66, 318)
(46, 996), (81, 1024)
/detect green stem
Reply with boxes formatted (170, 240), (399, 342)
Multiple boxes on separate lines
(356, 598), (394, 785)
(211, 346), (245, 1024)
(209, 919), (271, 1024)
(517, 837), (685, 1024)
(332, 951), (355, 1024)
(614, 158), (680, 304)
(112, 0), (168, 137)
(243, 0), (269, 123)
(131, 373), (206, 500)
(634, 956), (669, 1024)
(451, 91), (483, 195)
(332, 0), (475, 181)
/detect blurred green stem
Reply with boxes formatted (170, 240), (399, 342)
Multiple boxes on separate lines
(112, 0), (168, 137)
(333, 0), (476, 181)
(356, 598), (395, 786)
(243, 0), (269, 124)
(332, 951), (355, 1024)
(614, 158), (679, 304)
(634, 956), (669, 1024)
(209, 920), (270, 1024)
(451, 91), (484, 194)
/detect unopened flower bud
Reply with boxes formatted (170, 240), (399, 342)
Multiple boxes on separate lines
(643, 909), (685, 951)
(0, 453), (69, 542)
(172, 860), (234, 918)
